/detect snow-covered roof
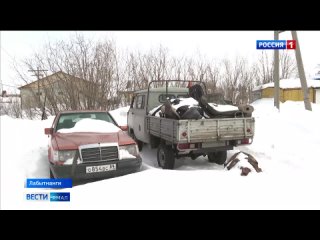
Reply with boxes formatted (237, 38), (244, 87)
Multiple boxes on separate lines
(314, 74), (320, 80)
(253, 78), (320, 91)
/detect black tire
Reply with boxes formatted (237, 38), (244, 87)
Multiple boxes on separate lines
(128, 128), (134, 138)
(50, 168), (55, 179)
(133, 134), (143, 151)
(208, 151), (227, 165)
(157, 144), (175, 169)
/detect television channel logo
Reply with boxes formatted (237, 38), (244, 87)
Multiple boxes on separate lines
(256, 40), (296, 50)
(25, 192), (70, 202)
(50, 192), (70, 202)
(25, 192), (49, 201)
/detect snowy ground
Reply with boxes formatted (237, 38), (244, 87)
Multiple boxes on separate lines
(1, 100), (320, 209)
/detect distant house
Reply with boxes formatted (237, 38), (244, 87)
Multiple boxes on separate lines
(252, 78), (320, 104)
(312, 64), (320, 80)
(18, 71), (97, 110)
(0, 90), (20, 104)
(314, 70), (320, 80)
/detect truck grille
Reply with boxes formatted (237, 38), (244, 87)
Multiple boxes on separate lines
(81, 146), (118, 163)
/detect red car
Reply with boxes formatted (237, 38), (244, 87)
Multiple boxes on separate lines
(44, 110), (142, 182)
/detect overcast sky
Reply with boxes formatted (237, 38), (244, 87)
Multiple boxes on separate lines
(1, 31), (320, 93)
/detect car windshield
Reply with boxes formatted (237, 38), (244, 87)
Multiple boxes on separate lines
(55, 112), (116, 132)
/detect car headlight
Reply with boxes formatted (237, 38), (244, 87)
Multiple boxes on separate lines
(53, 150), (79, 165)
(119, 144), (139, 160)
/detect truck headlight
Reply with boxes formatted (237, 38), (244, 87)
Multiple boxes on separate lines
(119, 144), (139, 160)
(53, 150), (79, 165)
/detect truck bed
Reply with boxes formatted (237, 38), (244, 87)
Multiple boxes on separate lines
(147, 116), (255, 144)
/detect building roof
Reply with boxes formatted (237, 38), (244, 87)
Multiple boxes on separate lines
(18, 71), (89, 90)
(253, 78), (320, 91)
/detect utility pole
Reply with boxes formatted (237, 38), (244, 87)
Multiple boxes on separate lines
(29, 67), (48, 119)
(291, 31), (312, 111)
(28, 67), (48, 107)
(274, 31), (280, 110)
(274, 31), (312, 111)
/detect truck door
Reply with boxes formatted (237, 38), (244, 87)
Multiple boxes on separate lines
(129, 94), (149, 143)
(128, 96), (135, 134)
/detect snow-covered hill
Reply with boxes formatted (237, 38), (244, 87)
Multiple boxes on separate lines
(1, 99), (320, 209)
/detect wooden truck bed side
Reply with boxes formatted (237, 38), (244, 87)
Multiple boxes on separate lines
(147, 116), (255, 144)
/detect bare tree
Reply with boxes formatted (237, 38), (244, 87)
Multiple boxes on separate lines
(14, 34), (125, 115)
(255, 50), (298, 85)
(280, 51), (298, 79)
(12, 34), (300, 119)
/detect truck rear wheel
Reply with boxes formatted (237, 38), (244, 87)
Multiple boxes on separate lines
(208, 151), (227, 165)
(157, 144), (175, 169)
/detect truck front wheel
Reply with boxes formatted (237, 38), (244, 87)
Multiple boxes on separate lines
(208, 151), (227, 165)
(157, 144), (175, 169)
(133, 134), (143, 151)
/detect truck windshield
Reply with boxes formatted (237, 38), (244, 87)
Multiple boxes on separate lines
(56, 112), (116, 131)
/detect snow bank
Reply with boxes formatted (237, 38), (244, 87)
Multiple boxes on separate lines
(58, 119), (120, 133)
(247, 99), (320, 177)
(0, 115), (54, 209)
(2, 98), (320, 209)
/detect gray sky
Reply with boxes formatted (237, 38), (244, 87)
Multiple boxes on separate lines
(1, 31), (320, 93)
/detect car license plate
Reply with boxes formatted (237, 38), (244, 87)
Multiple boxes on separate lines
(86, 164), (116, 174)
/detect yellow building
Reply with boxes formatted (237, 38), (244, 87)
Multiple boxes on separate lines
(252, 78), (320, 104)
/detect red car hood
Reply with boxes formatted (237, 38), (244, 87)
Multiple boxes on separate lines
(53, 131), (135, 150)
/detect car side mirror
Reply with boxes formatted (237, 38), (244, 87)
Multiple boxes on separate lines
(120, 125), (128, 131)
(45, 128), (53, 135)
